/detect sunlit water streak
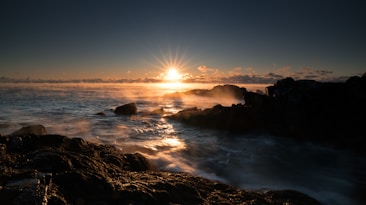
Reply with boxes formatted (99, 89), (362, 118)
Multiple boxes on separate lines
(0, 83), (364, 205)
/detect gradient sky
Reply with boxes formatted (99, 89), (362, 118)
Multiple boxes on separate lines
(1, 0), (365, 81)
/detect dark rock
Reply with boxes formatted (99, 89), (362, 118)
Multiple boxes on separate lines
(168, 75), (366, 152)
(11, 125), (47, 136)
(210, 84), (247, 99)
(142, 107), (166, 116)
(0, 134), (321, 204)
(165, 84), (246, 100)
(114, 103), (137, 115)
(168, 105), (264, 132)
(95, 112), (106, 116)
(243, 90), (272, 107)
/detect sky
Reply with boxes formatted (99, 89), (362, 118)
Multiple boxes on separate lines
(1, 0), (365, 82)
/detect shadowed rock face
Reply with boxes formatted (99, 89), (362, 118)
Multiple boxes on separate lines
(168, 76), (366, 152)
(0, 133), (321, 205)
(114, 103), (138, 115)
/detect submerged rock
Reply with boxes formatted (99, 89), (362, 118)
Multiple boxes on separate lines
(114, 102), (137, 115)
(95, 111), (106, 116)
(0, 133), (321, 204)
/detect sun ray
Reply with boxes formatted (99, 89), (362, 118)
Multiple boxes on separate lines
(151, 48), (194, 83)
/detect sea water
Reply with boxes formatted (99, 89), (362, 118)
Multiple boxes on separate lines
(0, 83), (364, 205)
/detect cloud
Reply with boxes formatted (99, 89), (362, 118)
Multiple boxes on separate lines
(268, 66), (336, 81)
(194, 65), (224, 82)
(197, 65), (209, 72)
(0, 70), (355, 84)
(316, 70), (333, 76)
(297, 67), (334, 80)
(304, 75), (318, 79)
(234, 67), (242, 71)
(190, 65), (339, 84)
(275, 66), (292, 76)
(228, 67), (243, 76)
(197, 65), (207, 72)
(220, 74), (277, 84)
(266, 72), (284, 79)
(301, 67), (313, 72)
(245, 67), (256, 76)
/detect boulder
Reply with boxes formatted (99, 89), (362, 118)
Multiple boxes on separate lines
(142, 107), (166, 116)
(95, 112), (106, 116)
(11, 125), (47, 136)
(114, 103), (137, 115)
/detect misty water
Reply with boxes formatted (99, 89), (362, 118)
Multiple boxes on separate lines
(0, 83), (364, 205)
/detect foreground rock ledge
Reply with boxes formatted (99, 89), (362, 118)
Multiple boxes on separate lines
(0, 134), (321, 205)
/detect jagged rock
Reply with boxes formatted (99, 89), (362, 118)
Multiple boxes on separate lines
(168, 75), (366, 152)
(0, 134), (321, 204)
(114, 103), (137, 115)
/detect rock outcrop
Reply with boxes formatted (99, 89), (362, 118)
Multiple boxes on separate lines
(0, 127), (321, 204)
(114, 102), (138, 115)
(164, 84), (246, 100)
(168, 75), (366, 151)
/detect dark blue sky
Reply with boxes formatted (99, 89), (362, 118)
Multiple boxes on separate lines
(1, 0), (365, 81)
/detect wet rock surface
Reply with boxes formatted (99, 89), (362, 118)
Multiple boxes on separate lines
(114, 102), (138, 115)
(167, 76), (366, 152)
(0, 132), (321, 204)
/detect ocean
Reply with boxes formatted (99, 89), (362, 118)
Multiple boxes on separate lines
(0, 82), (363, 205)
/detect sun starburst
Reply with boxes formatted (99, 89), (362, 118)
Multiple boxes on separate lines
(152, 48), (193, 83)
(166, 68), (181, 81)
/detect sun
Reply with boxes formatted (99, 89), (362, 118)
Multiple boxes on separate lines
(165, 68), (181, 82)
(152, 48), (192, 83)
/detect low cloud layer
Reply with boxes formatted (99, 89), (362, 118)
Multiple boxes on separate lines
(189, 65), (349, 84)
(0, 66), (359, 84)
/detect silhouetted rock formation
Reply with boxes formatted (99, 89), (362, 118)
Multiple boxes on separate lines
(114, 102), (137, 115)
(0, 126), (321, 204)
(165, 84), (246, 100)
(168, 75), (366, 151)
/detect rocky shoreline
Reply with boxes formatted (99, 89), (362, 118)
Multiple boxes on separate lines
(2, 75), (365, 204)
(0, 125), (322, 204)
(168, 75), (366, 153)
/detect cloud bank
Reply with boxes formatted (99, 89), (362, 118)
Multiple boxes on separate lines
(0, 66), (359, 84)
